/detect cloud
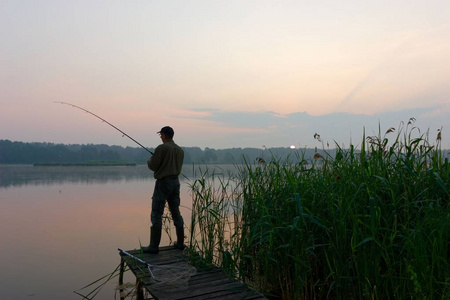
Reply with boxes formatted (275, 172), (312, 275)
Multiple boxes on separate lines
(172, 105), (449, 149)
(176, 109), (282, 129)
(420, 101), (450, 118)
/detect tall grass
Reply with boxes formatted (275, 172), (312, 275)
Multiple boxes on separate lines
(188, 166), (238, 269)
(189, 119), (449, 299)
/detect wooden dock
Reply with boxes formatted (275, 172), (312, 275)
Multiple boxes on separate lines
(118, 246), (267, 300)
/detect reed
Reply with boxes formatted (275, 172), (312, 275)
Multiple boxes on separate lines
(188, 166), (237, 269)
(189, 119), (449, 299)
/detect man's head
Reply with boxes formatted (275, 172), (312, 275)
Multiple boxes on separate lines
(157, 126), (174, 140)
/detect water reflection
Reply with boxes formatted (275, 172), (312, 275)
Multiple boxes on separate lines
(0, 164), (237, 300)
(0, 165), (152, 188)
(0, 164), (236, 188)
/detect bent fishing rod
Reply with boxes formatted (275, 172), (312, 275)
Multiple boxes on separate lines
(54, 101), (153, 155)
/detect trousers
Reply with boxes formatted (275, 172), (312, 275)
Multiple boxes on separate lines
(151, 177), (184, 228)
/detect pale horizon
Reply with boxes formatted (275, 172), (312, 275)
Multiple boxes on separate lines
(1, 1), (449, 150)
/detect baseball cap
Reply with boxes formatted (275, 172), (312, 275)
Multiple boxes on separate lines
(157, 126), (174, 136)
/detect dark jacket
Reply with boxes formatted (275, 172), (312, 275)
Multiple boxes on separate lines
(147, 140), (184, 179)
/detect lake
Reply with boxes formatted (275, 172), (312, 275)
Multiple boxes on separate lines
(0, 164), (236, 300)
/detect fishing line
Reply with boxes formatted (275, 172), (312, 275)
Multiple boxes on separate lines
(54, 101), (153, 155)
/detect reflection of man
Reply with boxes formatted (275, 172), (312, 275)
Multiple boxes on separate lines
(142, 126), (185, 254)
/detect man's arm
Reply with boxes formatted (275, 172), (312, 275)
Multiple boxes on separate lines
(148, 146), (162, 171)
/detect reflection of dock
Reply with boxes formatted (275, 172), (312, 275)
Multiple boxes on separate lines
(119, 246), (266, 300)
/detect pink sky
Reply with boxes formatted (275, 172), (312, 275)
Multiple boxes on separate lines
(1, 1), (449, 149)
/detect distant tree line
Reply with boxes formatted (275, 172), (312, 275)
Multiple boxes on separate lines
(0, 139), (319, 165)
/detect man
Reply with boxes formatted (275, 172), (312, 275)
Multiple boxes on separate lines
(142, 126), (185, 254)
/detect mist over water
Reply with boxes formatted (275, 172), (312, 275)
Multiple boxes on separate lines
(0, 164), (235, 300)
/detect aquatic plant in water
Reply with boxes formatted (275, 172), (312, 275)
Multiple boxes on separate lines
(189, 119), (449, 299)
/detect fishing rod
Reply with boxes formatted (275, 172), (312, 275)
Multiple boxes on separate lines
(54, 101), (153, 155)
(118, 248), (159, 281)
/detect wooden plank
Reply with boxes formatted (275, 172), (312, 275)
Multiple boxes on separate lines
(177, 289), (265, 300)
(188, 270), (232, 285)
(147, 281), (244, 300)
(119, 246), (266, 300)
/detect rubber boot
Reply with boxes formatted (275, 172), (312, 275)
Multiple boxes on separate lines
(173, 225), (186, 250)
(141, 226), (161, 254)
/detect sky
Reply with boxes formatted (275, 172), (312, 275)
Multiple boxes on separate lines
(1, 1), (450, 150)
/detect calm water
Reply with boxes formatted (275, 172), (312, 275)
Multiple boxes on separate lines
(0, 164), (235, 300)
